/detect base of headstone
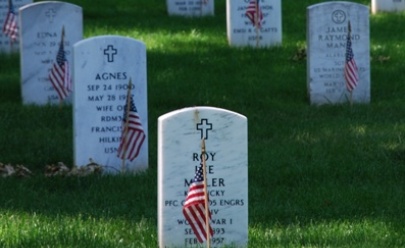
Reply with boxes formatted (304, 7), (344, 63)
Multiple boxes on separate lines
(372, 0), (405, 13)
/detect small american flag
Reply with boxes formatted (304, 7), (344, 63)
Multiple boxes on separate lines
(2, 0), (18, 42)
(49, 30), (71, 100)
(246, 0), (263, 28)
(182, 163), (213, 243)
(344, 21), (359, 92)
(117, 95), (146, 161)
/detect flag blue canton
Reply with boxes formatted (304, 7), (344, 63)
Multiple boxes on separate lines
(193, 164), (204, 183)
(346, 38), (354, 62)
(56, 43), (67, 67)
(9, 2), (15, 13)
(123, 96), (138, 121)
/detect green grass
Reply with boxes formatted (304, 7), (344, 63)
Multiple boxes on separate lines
(1, 0), (405, 247)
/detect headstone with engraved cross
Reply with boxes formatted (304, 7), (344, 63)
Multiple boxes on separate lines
(19, 1), (82, 105)
(158, 106), (248, 247)
(372, 0), (405, 13)
(166, 0), (214, 17)
(0, 0), (32, 53)
(307, 1), (370, 105)
(226, 0), (282, 47)
(73, 35), (148, 173)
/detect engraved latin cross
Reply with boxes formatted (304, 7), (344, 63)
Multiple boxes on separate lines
(104, 45), (117, 62)
(45, 8), (56, 23)
(197, 119), (213, 140)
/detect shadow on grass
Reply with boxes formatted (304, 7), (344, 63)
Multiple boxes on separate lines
(1, 0), (405, 246)
(0, 171), (157, 220)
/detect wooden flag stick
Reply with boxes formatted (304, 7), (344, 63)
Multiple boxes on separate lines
(201, 138), (211, 248)
(120, 78), (133, 173)
(8, 0), (12, 49)
(59, 26), (66, 109)
(200, 0), (203, 16)
(347, 21), (354, 107)
(7, 0), (14, 49)
(255, 1), (260, 48)
(350, 91), (353, 106)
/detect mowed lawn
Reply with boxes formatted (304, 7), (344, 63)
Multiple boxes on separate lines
(1, 0), (405, 247)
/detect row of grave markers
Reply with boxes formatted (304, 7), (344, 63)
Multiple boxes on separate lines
(167, 0), (405, 16)
(1, 1), (248, 247)
(0, 0), (401, 247)
(2, 0), (372, 107)
(371, 0), (405, 13)
(1, 0), (283, 51)
(4, 0), (405, 55)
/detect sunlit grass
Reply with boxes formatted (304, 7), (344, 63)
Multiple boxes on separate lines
(250, 219), (405, 247)
(0, 210), (156, 247)
(1, 0), (405, 247)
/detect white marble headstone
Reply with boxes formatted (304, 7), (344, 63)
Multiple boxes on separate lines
(307, 2), (370, 105)
(0, 0), (32, 53)
(158, 106), (248, 248)
(73, 35), (148, 173)
(19, 1), (82, 105)
(226, 0), (282, 47)
(166, 0), (214, 17)
(372, 0), (405, 13)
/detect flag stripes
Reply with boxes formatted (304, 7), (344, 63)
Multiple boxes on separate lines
(117, 95), (146, 161)
(182, 164), (213, 243)
(49, 60), (70, 100)
(245, 0), (263, 28)
(344, 21), (359, 92)
(2, 0), (18, 42)
(49, 29), (71, 101)
(183, 204), (210, 243)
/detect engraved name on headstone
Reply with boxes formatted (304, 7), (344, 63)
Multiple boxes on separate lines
(166, 0), (214, 17)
